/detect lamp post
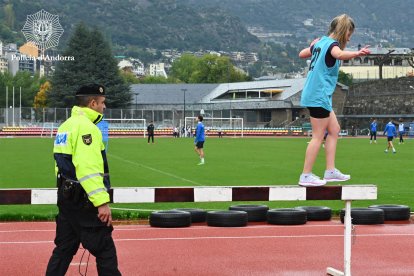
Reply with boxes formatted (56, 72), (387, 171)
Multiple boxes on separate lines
(134, 92), (139, 110)
(227, 58), (232, 119)
(181, 88), (187, 126)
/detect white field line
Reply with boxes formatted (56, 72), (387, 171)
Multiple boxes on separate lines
(108, 153), (202, 185)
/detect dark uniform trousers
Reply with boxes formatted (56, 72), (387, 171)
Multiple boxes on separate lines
(148, 132), (154, 143)
(46, 179), (121, 276)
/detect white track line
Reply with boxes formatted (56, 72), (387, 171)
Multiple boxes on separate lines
(108, 153), (202, 185)
(115, 233), (414, 242)
(0, 224), (346, 233)
(2, 233), (414, 245)
(0, 229), (55, 233)
(2, 223), (413, 233)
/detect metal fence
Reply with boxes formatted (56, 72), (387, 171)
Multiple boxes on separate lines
(2, 107), (413, 137)
(0, 107), (266, 128)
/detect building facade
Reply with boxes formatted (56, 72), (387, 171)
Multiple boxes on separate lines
(130, 79), (348, 127)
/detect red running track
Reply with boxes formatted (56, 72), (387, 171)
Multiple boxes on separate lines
(1, 220), (414, 276)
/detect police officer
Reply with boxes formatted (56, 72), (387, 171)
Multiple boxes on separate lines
(46, 83), (121, 276)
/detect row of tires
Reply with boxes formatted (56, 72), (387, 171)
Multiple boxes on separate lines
(149, 204), (411, 228)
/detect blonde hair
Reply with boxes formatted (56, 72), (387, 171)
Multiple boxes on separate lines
(327, 14), (355, 50)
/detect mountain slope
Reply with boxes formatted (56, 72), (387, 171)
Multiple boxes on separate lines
(0, 0), (260, 51)
(180, 0), (414, 47)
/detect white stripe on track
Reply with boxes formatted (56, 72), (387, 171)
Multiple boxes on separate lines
(0, 229), (55, 233)
(2, 223), (413, 233)
(114, 233), (414, 242)
(0, 224), (345, 233)
(1, 233), (414, 245)
(108, 153), (202, 185)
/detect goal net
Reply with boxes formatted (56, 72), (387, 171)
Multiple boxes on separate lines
(184, 117), (244, 137)
(105, 118), (146, 137)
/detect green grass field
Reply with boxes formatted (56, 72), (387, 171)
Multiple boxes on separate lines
(0, 136), (413, 220)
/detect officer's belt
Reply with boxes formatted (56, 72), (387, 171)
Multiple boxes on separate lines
(58, 173), (80, 186)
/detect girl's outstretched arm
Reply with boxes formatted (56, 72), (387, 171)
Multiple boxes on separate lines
(331, 45), (370, 60)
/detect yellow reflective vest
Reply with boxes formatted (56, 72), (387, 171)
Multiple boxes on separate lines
(54, 106), (110, 207)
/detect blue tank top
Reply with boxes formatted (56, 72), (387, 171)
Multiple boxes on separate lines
(300, 36), (340, 111)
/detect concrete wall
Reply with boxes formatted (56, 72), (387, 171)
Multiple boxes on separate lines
(341, 77), (414, 129)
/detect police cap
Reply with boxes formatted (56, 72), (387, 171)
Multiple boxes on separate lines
(76, 83), (105, 97)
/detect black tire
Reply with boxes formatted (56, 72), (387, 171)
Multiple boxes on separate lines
(369, 205), (411, 221)
(229, 204), (269, 222)
(172, 208), (207, 223)
(340, 208), (384, 225)
(267, 208), (307, 225)
(206, 210), (248, 227)
(150, 210), (191, 228)
(295, 206), (332, 221)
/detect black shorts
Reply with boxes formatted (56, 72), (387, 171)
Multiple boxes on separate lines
(387, 137), (394, 142)
(196, 141), (204, 149)
(308, 107), (331, 119)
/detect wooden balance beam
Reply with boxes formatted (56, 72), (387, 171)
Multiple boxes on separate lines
(0, 184), (377, 276)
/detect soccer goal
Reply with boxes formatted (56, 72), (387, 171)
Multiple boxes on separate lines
(185, 117), (244, 137)
(105, 118), (146, 137)
(41, 122), (57, 138)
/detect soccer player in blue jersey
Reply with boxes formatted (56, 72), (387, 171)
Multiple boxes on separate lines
(194, 115), (205, 165)
(384, 119), (397, 153)
(370, 118), (377, 144)
(298, 14), (370, 187)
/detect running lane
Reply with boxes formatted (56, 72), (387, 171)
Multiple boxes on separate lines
(1, 221), (413, 275)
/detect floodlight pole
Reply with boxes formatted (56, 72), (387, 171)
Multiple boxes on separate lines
(5, 86), (8, 127)
(182, 88), (187, 125)
(134, 92), (139, 111)
(12, 86), (15, 127)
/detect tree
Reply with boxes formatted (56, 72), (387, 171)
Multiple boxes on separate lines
(406, 51), (414, 69)
(338, 70), (353, 86)
(374, 49), (395, 80)
(34, 81), (50, 108)
(138, 76), (181, 84)
(170, 54), (250, 83)
(169, 54), (198, 83)
(120, 71), (140, 84)
(49, 23), (131, 108)
(0, 71), (45, 108)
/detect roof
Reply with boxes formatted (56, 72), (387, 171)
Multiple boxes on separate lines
(130, 84), (219, 104)
(130, 78), (307, 105)
(346, 46), (412, 55)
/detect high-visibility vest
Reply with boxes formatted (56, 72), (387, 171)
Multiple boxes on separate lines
(54, 106), (110, 207)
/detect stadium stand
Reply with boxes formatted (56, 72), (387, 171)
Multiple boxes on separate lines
(0, 126), (305, 137)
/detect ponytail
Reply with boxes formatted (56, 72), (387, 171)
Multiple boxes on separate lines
(327, 14), (355, 49)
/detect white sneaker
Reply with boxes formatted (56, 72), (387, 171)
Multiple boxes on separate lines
(298, 173), (327, 187)
(323, 168), (351, 182)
